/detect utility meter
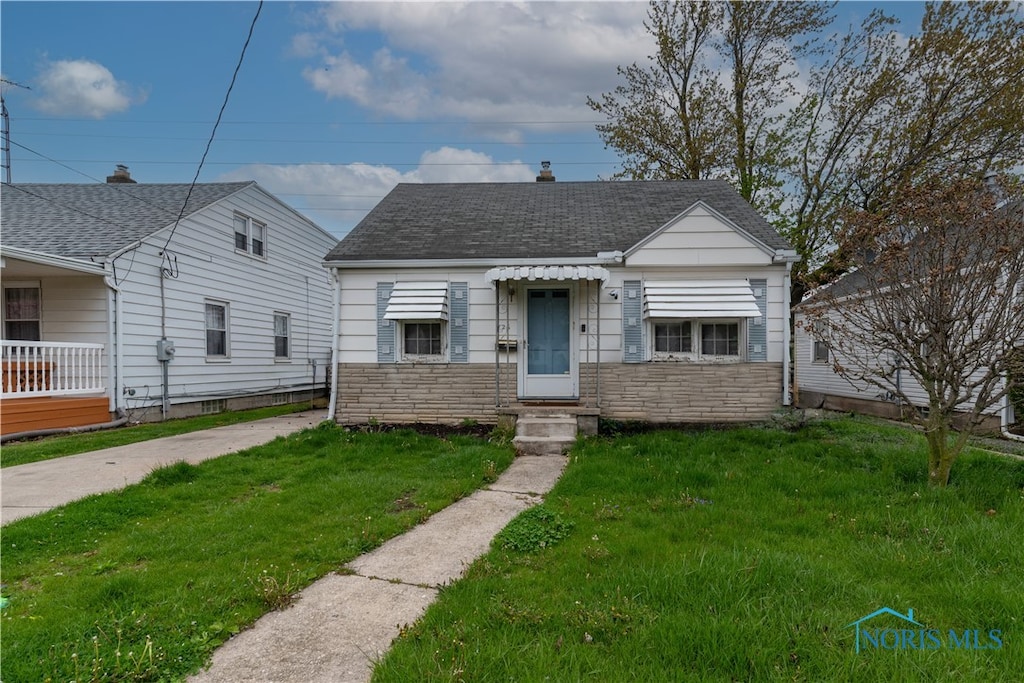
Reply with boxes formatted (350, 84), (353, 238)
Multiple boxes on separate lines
(156, 339), (176, 361)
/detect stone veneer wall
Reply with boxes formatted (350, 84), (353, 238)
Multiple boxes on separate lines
(334, 362), (783, 425)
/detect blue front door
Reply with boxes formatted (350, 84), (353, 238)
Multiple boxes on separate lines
(522, 288), (575, 398)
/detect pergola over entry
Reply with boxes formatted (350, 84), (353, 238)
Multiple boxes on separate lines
(485, 265), (610, 408)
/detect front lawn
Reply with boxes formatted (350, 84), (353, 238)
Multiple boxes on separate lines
(375, 417), (1024, 682)
(0, 424), (514, 682)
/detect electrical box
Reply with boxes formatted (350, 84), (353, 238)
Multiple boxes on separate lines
(156, 339), (176, 361)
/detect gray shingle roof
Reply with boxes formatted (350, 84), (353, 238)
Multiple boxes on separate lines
(325, 180), (792, 262)
(1, 182), (253, 259)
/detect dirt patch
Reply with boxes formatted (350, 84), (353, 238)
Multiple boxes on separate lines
(350, 422), (496, 439)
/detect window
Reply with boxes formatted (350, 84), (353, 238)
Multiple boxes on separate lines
(654, 321), (692, 354)
(700, 322), (739, 356)
(274, 313), (290, 358)
(403, 322), (443, 358)
(233, 213), (267, 258)
(205, 301), (229, 357)
(813, 340), (830, 363)
(3, 285), (41, 341)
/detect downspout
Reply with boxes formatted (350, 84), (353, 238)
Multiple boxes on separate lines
(102, 268), (124, 417)
(326, 269), (341, 422)
(782, 261), (793, 406)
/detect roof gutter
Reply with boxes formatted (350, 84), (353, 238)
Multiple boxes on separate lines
(0, 245), (108, 275)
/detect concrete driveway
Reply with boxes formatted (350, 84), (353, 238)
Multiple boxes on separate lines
(1, 410), (323, 525)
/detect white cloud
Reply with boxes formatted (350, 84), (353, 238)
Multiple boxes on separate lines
(299, 2), (651, 132)
(32, 59), (143, 118)
(219, 147), (534, 237)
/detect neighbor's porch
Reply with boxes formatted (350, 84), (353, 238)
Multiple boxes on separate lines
(1, 341), (111, 436)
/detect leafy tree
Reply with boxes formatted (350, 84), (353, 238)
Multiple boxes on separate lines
(798, 176), (1024, 487)
(590, 1), (1024, 301)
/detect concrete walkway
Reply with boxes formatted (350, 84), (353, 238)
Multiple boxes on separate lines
(189, 454), (566, 683)
(1, 410), (323, 525)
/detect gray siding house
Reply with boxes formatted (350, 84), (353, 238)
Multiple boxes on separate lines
(323, 176), (799, 427)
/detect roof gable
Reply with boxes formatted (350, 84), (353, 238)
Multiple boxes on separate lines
(325, 180), (791, 263)
(1, 182), (253, 259)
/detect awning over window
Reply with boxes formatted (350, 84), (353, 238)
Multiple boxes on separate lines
(384, 282), (449, 320)
(643, 280), (762, 318)
(485, 265), (610, 284)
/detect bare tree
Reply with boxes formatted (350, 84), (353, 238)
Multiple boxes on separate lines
(799, 176), (1024, 487)
(589, 1), (1024, 302)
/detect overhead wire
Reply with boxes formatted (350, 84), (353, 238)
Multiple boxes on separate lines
(159, 0), (263, 257)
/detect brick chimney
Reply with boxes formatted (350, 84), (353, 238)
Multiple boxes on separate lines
(106, 164), (136, 184)
(535, 160), (555, 182)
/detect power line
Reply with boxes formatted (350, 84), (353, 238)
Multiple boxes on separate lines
(161, 0), (262, 256)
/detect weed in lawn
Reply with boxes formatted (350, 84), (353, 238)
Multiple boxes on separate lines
(495, 504), (574, 553)
(252, 563), (305, 610)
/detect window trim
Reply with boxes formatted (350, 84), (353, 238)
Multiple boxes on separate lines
(205, 300), (230, 360)
(2, 281), (42, 341)
(647, 317), (745, 362)
(399, 319), (447, 363)
(273, 312), (291, 360)
(812, 339), (830, 363)
(233, 212), (268, 260)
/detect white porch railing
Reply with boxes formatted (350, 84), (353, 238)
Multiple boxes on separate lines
(1, 341), (106, 398)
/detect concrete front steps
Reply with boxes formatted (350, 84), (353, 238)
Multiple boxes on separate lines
(512, 413), (579, 456)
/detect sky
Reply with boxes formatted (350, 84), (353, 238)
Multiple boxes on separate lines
(1, 1), (926, 238)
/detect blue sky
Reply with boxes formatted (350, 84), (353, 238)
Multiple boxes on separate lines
(2, 1), (925, 237)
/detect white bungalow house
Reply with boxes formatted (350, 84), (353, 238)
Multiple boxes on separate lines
(323, 173), (800, 430)
(0, 170), (337, 436)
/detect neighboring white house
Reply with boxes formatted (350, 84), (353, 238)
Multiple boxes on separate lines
(1, 171), (337, 435)
(322, 174), (800, 428)
(793, 197), (1023, 436)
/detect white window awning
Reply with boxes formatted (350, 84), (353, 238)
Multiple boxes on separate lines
(485, 265), (610, 284)
(643, 280), (762, 318)
(384, 282), (449, 320)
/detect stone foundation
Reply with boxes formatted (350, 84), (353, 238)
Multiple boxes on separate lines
(335, 362), (784, 425)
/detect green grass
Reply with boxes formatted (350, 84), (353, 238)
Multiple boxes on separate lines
(1, 403), (311, 468)
(374, 416), (1024, 682)
(0, 423), (515, 682)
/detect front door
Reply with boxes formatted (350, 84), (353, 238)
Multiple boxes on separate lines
(521, 287), (576, 398)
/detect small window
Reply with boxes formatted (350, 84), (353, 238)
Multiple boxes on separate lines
(274, 313), (290, 358)
(233, 213), (267, 259)
(3, 285), (41, 341)
(205, 301), (229, 357)
(233, 215), (248, 251)
(403, 322), (443, 357)
(654, 321), (692, 354)
(701, 323), (739, 356)
(813, 340), (829, 363)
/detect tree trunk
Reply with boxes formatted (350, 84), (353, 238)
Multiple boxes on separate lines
(925, 421), (955, 487)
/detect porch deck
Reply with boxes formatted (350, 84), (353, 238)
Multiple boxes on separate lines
(1, 396), (112, 437)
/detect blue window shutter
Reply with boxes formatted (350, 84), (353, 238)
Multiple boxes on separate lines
(748, 278), (767, 362)
(449, 282), (469, 363)
(622, 279), (644, 363)
(377, 282), (395, 363)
